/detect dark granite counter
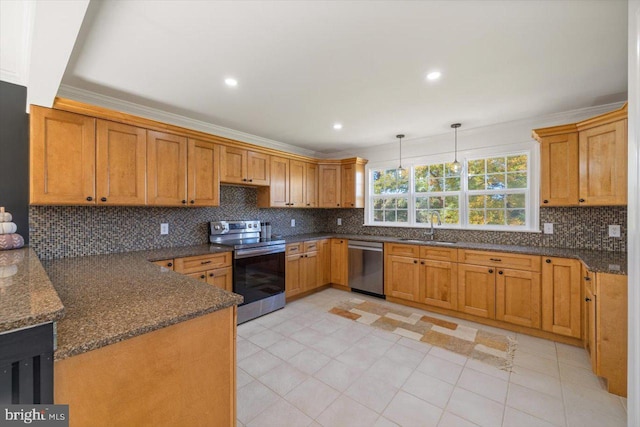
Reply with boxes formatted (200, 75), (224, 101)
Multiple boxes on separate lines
(0, 248), (65, 333)
(283, 233), (627, 275)
(42, 244), (240, 360)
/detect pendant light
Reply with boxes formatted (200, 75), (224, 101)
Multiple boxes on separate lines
(451, 123), (462, 174)
(396, 134), (405, 170)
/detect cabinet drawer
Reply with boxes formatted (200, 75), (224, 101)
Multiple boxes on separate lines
(153, 259), (174, 270)
(385, 243), (420, 257)
(286, 243), (303, 255)
(419, 246), (458, 262)
(174, 252), (231, 274)
(458, 250), (541, 272)
(303, 240), (318, 252)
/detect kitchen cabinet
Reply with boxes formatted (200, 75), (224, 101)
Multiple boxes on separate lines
(318, 239), (331, 286)
(583, 272), (627, 396)
(147, 130), (188, 206)
(304, 162), (319, 208)
(30, 106), (96, 205)
(257, 157), (318, 208)
(219, 146), (270, 186)
(541, 257), (581, 338)
(330, 239), (349, 286)
(187, 139), (220, 206)
(533, 103), (627, 207)
(153, 259), (174, 270)
(285, 241), (319, 298)
(495, 268), (541, 328)
(174, 252), (233, 292)
(319, 164), (341, 207)
(583, 268), (596, 369)
(457, 264), (496, 319)
(341, 161), (366, 208)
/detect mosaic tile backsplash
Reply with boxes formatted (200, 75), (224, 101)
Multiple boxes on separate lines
(30, 185), (626, 259)
(323, 206), (627, 253)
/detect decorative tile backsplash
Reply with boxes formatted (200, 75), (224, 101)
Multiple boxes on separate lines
(30, 185), (626, 259)
(29, 186), (329, 260)
(323, 206), (627, 252)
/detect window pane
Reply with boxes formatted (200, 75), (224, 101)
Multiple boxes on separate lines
(430, 164), (444, 178)
(384, 211), (396, 222)
(507, 209), (526, 225)
(486, 194), (505, 208)
(468, 175), (485, 190)
(373, 199), (384, 209)
(372, 169), (409, 194)
(416, 197), (429, 209)
(398, 169), (409, 192)
(443, 209), (459, 224)
(468, 195), (485, 209)
(397, 198), (408, 209)
(429, 178), (443, 192)
(373, 210), (383, 221)
(507, 172), (527, 188)
(416, 210), (430, 223)
(384, 198), (396, 209)
(444, 196), (459, 209)
(469, 210), (485, 224)
(415, 166), (429, 192)
(445, 177), (461, 191)
(506, 194), (525, 208)
(486, 209), (506, 225)
(429, 196), (444, 209)
(445, 163), (459, 177)
(487, 157), (506, 173)
(468, 159), (485, 175)
(397, 210), (408, 222)
(507, 154), (527, 171)
(487, 174), (506, 190)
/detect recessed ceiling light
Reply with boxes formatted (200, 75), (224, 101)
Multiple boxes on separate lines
(426, 71), (442, 81)
(333, 123), (343, 130)
(224, 78), (238, 87)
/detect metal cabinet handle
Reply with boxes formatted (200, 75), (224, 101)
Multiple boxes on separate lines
(167, 262), (173, 267)
(543, 200), (549, 204)
(498, 271), (503, 275)
(242, 178), (247, 182)
(579, 198), (585, 203)
(546, 259), (551, 263)
(200, 274), (205, 279)
(584, 276), (591, 281)
(86, 196), (93, 201)
(488, 269), (494, 273)
(181, 200), (187, 204)
(413, 260), (418, 264)
(306, 203), (310, 206)
(585, 297), (592, 302)
(201, 260), (212, 265)
(337, 204), (340, 206)
(190, 200), (195, 204)
(249, 179), (253, 182)
(490, 258), (502, 262)
(420, 261), (425, 265)
(100, 197), (107, 202)
(209, 273), (214, 277)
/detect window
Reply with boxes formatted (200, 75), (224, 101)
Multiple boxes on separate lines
(366, 148), (536, 231)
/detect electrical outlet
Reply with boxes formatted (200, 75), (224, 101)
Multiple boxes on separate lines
(543, 223), (553, 234)
(609, 225), (621, 238)
(160, 223), (169, 235)
(291, 219), (295, 227)
(337, 218), (342, 226)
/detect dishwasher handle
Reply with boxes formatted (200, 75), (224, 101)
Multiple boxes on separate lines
(348, 242), (383, 252)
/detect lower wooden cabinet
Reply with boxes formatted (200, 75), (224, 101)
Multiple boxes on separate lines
(318, 239), (331, 286)
(419, 259), (458, 310)
(188, 267), (233, 292)
(286, 242), (320, 298)
(457, 264), (496, 319)
(495, 268), (541, 328)
(541, 257), (582, 338)
(168, 252), (233, 292)
(385, 255), (420, 301)
(330, 239), (348, 286)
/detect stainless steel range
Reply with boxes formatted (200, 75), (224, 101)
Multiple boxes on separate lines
(210, 220), (286, 324)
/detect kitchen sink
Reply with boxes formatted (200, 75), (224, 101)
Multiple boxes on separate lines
(399, 239), (457, 245)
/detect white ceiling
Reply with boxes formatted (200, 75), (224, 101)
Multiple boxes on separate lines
(61, 0), (628, 154)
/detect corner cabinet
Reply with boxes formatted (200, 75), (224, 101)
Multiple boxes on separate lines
(533, 103), (627, 207)
(318, 159), (366, 208)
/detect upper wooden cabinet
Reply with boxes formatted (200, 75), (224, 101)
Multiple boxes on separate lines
(30, 106), (97, 205)
(147, 131), (188, 206)
(533, 104), (627, 206)
(319, 164), (341, 207)
(188, 139), (220, 207)
(319, 160), (366, 208)
(96, 120), (147, 205)
(257, 157), (318, 208)
(341, 161), (365, 208)
(219, 146), (269, 186)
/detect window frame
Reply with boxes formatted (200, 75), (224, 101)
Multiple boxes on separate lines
(364, 142), (540, 232)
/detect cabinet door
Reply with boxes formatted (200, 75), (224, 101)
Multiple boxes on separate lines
(585, 284), (597, 372)
(419, 259), (457, 310)
(207, 267), (232, 292)
(187, 271), (208, 282)
(247, 151), (270, 185)
(219, 146), (247, 184)
(286, 254), (303, 298)
(579, 119), (627, 205)
(304, 162), (318, 207)
(330, 239), (348, 285)
(540, 133), (578, 206)
(303, 252), (318, 291)
(289, 160), (305, 207)
(495, 268), (541, 328)
(341, 162), (365, 208)
(96, 120), (147, 205)
(318, 239), (331, 286)
(541, 257), (581, 338)
(458, 264), (495, 319)
(153, 259), (174, 270)
(319, 165), (341, 207)
(30, 106), (96, 205)
(385, 255), (420, 301)
(269, 156), (289, 207)
(147, 131), (187, 206)
(187, 139), (219, 207)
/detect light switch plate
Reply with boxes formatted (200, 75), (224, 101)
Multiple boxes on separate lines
(291, 219), (295, 227)
(337, 218), (342, 226)
(543, 223), (553, 234)
(160, 223), (169, 235)
(609, 224), (621, 238)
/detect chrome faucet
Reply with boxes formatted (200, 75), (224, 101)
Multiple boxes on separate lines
(425, 210), (442, 240)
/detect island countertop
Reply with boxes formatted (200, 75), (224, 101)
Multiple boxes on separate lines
(42, 244), (241, 360)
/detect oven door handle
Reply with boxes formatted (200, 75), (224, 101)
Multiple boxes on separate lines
(234, 245), (286, 259)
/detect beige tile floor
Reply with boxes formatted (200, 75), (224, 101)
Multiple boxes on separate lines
(236, 289), (627, 427)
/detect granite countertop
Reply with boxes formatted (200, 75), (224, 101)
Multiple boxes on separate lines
(0, 247), (65, 334)
(42, 244), (241, 360)
(283, 233), (628, 275)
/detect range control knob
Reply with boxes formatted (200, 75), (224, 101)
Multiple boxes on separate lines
(214, 225), (220, 230)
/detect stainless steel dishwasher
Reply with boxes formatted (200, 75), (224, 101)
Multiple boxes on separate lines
(348, 240), (384, 298)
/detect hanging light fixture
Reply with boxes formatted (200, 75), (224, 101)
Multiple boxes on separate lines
(450, 123), (462, 174)
(396, 134), (405, 170)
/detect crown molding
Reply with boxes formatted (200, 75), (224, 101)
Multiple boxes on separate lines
(56, 84), (323, 158)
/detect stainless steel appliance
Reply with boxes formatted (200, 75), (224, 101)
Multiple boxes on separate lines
(210, 220), (286, 324)
(348, 240), (384, 298)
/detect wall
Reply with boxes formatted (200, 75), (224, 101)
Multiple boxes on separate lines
(29, 186), (331, 259)
(324, 206), (627, 252)
(0, 81), (29, 244)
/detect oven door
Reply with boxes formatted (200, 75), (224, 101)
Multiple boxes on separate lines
(233, 249), (285, 306)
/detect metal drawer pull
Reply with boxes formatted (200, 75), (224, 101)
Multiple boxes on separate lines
(201, 260), (212, 265)
(489, 258), (502, 262)
(585, 297), (592, 302)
